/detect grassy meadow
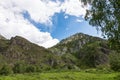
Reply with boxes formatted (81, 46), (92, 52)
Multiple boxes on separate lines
(0, 70), (119, 80)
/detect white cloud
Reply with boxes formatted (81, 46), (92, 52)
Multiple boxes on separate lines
(76, 19), (83, 23)
(64, 15), (69, 19)
(4, 0), (61, 25)
(61, 0), (87, 17)
(0, 0), (87, 48)
(0, 0), (59, 48)
(0, 0), (87, 25)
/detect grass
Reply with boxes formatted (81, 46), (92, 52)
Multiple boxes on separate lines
(0, 70), (119, 80)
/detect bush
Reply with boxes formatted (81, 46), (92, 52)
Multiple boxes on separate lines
(96, 65), (112, 72)
(13, 63), (25, 73)
(0, 65), (12, 75)
(114, 74), (120, 80)
(35, 66), (42, 72)
(109, 52), (120, 71)
(25, 65), (36, 73)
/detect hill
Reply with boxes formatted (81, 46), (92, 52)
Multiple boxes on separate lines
(50, 33), (112, 68)
(0, 35), (6, 40)
(0, 33), (112, 71)
(0, 36), (61, 70)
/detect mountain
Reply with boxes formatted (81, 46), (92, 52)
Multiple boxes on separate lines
(0, 36), (61, 69)
(50, 33), (104, 55)
(50, 33), (112, 68)
(0, 33), (112, 70)
(0, 35), (6, 40)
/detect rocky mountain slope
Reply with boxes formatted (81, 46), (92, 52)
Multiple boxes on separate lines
(0, 35), (6, 40)
(0, 33), (112, 70)
(50, 33), (112, 68)
(0, 36), (62, 69)
(50, 33), (105, 54)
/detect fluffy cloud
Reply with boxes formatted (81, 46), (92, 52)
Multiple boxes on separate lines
(0, 0), (87, 48)
(61, 0), (87, 17)
(76, 19), (83, 23)
(0, 0), (61, 25)
(0, 0), (59, 48)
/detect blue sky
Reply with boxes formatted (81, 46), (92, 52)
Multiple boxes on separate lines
(24, 11), (101, 40)
(23, 10), (101, 41)
(0, 0), (102, 48)
(50, 12), (101, 40)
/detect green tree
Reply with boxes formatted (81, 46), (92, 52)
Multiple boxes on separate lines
(80, 0), (120, 51)
(0, 65), (12, 75)
(79, 43), (100, 68)
(109, 52), (120, 71)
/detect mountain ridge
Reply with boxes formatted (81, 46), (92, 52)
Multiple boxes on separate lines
(0, 35), (61, 69)
(0, 35), (6, 40)
(0, 33), (112, 70)
(50, 33), (111, 68)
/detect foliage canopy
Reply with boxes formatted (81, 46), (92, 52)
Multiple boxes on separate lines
(80, 0), (120, 51)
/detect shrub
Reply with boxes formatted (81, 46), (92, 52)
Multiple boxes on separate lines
(35, 66), (42, 72)
(0, 65), (12, 75)
(114, 74), (120, 80)
(13, 62), (25, 73)
(25, 65), (36, 73)
(96, 65), (112, 72)
(109, 52), (120, 71)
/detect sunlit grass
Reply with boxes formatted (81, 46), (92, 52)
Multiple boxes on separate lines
(0, 70), (119, 80)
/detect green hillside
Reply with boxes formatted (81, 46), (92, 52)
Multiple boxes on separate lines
(0, 33), (115, 75)
(0, 36), (62, 71)
(50, 33), (112, 68)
